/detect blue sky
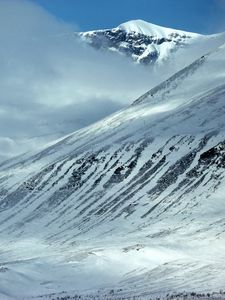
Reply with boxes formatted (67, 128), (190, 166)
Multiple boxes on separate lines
(32, 0), (225, 34)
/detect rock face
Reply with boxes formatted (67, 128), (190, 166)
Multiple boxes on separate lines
(80, 20), (203, 65)
(0, 36), (225, 299)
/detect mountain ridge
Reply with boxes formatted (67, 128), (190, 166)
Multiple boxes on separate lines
(79, 19), (225, 65)
(86, 19), (201, 37)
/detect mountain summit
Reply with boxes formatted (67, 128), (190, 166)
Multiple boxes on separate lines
(118, 19), (199, 37)
(80, 19), (225, 65)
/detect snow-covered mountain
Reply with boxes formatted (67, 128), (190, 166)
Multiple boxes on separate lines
(0, 37), (225, 299)
(80, 19), (225, 65)
(1, 20), (225, 164)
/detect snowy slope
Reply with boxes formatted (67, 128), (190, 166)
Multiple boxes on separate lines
(0, 43), (225, 299)
(80, 19), (225, 65)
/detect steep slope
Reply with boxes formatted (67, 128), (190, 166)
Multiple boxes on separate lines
(80, 19), (225, 66)
(0, 44), (225, 299)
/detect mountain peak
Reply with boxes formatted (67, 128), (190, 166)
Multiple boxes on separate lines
(80, 19), (208, 66)
(118, 19), (200, 37)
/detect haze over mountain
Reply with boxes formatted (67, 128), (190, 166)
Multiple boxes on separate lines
(0, 26), (225, 299)
(1, 0), (225, 162)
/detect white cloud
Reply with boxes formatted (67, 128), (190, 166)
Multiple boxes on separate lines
(0, 0), (154, 161)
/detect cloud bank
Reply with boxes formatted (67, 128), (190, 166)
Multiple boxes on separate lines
(1, 0), (224, 161)
(0, 0), (155, 160)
